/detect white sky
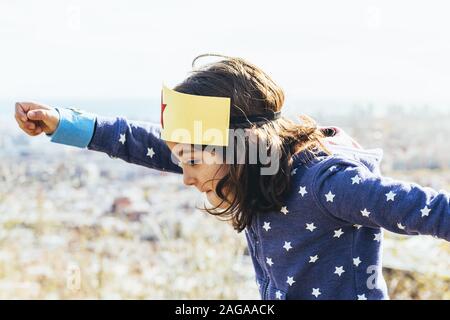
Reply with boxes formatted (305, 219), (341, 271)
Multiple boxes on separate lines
(1, 0), (449, 106)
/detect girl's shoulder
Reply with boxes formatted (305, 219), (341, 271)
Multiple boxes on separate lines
(285, 145), (385, 218)
(291, 144), (384, 187)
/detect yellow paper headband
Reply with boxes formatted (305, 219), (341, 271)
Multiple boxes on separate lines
(161, 84), (231, 146)
(160, 84), (282, 146)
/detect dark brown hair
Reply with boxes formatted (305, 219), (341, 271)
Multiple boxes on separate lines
(174, 54), (329, 233)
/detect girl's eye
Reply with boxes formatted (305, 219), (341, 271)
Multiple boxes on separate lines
(186, 159), (200, 166)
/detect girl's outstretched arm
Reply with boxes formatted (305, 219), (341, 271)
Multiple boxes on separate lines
(313, 156), (450, 241)
(15, 103), (182, 174)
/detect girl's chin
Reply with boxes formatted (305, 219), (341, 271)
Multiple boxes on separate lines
(204, 191), (224, 209)
(206, 191), (217, 205)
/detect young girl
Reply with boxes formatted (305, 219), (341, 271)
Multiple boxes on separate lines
(14, 55), (450, 300)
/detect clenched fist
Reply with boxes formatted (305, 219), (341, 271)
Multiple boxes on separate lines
(14, 102), (60, 136)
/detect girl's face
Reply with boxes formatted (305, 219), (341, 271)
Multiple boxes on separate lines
(166, 142), (231, 209)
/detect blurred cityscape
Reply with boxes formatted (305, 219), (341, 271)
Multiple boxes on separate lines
(0, 105), (449, 299)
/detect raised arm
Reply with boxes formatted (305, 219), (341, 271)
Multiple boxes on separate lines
(14, 102), (182, 174)
(313, 156), (450, 241)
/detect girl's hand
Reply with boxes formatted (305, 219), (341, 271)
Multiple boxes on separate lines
(14, 102), (60, 136)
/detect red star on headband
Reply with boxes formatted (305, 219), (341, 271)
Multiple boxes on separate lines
(161, 90), (167, 129)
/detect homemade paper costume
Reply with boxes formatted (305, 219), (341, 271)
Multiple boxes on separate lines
(160, 84), (281, 146)
(48, 86), (450, 300)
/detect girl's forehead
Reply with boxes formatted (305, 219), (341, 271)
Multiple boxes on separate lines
(166, 142), (203, 157)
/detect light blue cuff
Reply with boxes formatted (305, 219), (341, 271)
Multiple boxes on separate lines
(48, 108), (96, 148)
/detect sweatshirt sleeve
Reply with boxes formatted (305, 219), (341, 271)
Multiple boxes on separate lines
(48, 108), (96, 148)
(88, 115), (182, 174)
(48, 108), (182, 174)
(313, 157), (450, 241)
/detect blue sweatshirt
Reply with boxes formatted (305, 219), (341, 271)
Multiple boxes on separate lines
(49, 108), (450, 300)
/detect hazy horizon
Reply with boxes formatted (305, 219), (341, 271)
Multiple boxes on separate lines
(1, 98), (449, 125)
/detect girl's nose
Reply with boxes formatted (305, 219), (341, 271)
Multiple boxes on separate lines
(182, 173), (197, 187)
